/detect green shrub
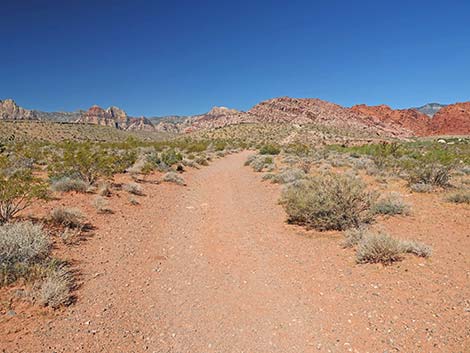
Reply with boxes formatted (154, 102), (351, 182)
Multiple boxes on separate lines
(280, 173), (376, 231)
(259, 144), (281, 155)
(160, 149), (183, 166)
(48, 142), (136, 184)
(0, 157), (48, 223)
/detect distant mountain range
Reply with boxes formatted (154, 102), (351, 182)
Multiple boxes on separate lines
(413, 103), (447, 117)
(1, 97), (469, 137)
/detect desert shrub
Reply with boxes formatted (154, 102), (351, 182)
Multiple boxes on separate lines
(97, 181), (112, 197)
(50, 207), (85, 228)
(410, 183), (433, 193)
(123, 182), (144, 196)
(92, 196), (113, 214)
(50, 177), (88, 193)
(60, 228), (80, 245)
(399, 240), (432, 258)
(195, 156), (209, 166)
(445, 190), (470, 204)
(280, 173), (376, 231)
(160, 149), (183, 166)
(342, 227), (367, 248)
(372, 192), (409, 216)
(181, 159), (198, 168)
(36, 265), (73, 308)
(128, 196), (140, 205)
(406, 163), (452, 188)
(163, 172), (186, 186)
(259, 144), (281, 155)
(247, 155), (275, 172)
(268, 168), (306, 184)
(285, 143), (310, 157)
(0, 222), (50, 285)
(48, 142), (136, 185)
(0, 157), (48, 223)
(356, 233), (403, 264)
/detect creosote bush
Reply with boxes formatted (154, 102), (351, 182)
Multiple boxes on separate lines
(407, 163), (452, 188)
(0, 157), (48, 223)
(259, 144), (281, 155)
(280, 173), (376, 231)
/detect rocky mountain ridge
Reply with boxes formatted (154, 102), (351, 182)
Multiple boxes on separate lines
(1, 98), (469, 136)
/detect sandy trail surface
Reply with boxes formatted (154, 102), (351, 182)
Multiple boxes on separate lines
(1, 151), (469, 352)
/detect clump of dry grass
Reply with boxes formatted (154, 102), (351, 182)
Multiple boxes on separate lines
(410, 183), (433, 193)
(36, 265), (73, 309)
(123, 182), (144, 196)
(128, 196), (140, 205)
(399, 240), (432, 258)
(162, 172), (186, 186)
(50, 207), (85, 228)
(343, 228), (432, 265)
(356, 233), (403, 264)
(60, 227), (81, 245)
(92, 196), (113, 214)
(0, 222), (50, 268)
(280, 173), (376, 231)
(97, 181), (112, 197)
(445, 190), (470, 204)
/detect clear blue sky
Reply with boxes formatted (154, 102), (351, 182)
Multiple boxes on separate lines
(1, 0), (469, 116)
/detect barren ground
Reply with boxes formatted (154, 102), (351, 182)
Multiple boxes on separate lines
(1, 151), (469, 352)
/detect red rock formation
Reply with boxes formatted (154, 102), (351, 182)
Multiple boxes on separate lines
(429, 102), (470, 135)
(248, 97), (412, 137)
(350, 104), (431, 136)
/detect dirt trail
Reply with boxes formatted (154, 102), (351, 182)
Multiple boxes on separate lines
(2, 151), (469, 352)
